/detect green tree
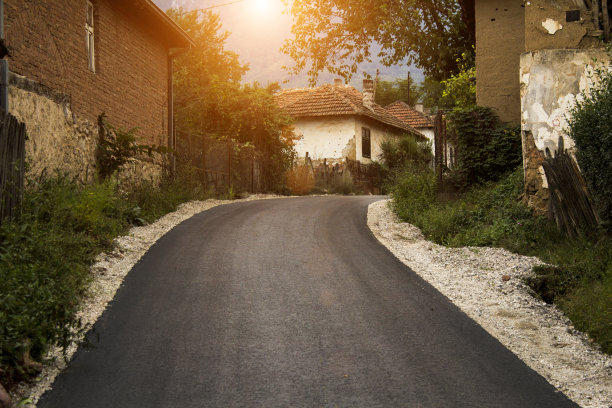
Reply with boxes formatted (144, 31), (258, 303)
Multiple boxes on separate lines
(375, 77), (423, 107)
(282, 0), (475, 84)
(168, 8), (297, 191)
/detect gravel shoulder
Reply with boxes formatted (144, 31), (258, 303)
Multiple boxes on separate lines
(367, 199), (612, 408)
(12, 194), (286, 407)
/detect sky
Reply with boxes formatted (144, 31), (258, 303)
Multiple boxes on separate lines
(153, 0), (423, 89)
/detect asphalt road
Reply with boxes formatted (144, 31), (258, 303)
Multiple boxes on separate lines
(39, 196), (578, 407)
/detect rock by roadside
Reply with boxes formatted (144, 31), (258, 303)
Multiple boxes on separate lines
(367, 199), (612, 408)
(10, 194), (286, 407)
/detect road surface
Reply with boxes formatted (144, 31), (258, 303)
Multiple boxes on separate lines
(39, 196), (577, 407)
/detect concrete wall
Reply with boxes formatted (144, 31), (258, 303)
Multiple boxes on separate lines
(520, 48), (609, 213)
(475, 0), (525, 124)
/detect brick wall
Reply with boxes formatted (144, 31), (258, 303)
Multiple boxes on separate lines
(4, 0), (169, 146)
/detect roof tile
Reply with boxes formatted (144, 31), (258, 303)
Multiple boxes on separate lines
(275, 85), (424, 138)
(385, 101), (434, 129)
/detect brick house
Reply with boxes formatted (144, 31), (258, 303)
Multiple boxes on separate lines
(3, 0), (193, 182)
(275, 79), (425, 164)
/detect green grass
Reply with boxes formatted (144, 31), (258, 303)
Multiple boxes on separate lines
(390, 167), (612, 354)
(0, 172), (211, 389)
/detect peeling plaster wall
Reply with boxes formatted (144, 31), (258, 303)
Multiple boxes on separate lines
(292, 116), (406, 164)
(525, 0), (599, 52)
(475, 0), (525, 124)
(292, 116), (357, 162)
(520, 48), (609, 213)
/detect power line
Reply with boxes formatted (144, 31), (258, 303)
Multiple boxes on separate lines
(178, 0), (246, 14)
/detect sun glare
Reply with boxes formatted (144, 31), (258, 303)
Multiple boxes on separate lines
(252, 0), (273, 15)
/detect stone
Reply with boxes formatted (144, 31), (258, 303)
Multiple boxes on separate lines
(502, 274), (511, 282)
(0, 382), (11, 408)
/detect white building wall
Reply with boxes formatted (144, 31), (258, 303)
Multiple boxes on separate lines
(354, 117), (400, 164)
(293, 116), (357, 161)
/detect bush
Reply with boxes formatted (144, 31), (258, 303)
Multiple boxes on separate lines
(390, 165), (437, 222)
(285, 166), (314, 195)
(379, 135), (432, 172)
(0, 176), (131, 387)
(448, 106), (522, 190)
(568, 64), (612, 229)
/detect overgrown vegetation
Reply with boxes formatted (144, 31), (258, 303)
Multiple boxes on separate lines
(567, 62), (612, 230)
(285, 165), (314, 195)
(168, 9), (297, 194)
(0, 160), (210, 389)
(388, 166), (612, 353)
(448, 106), (522, 190)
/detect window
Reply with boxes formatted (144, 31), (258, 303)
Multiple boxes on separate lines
(361, 127), (371, 159)
(86, 1), (95, 72)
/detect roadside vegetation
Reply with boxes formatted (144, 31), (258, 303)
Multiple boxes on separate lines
(382, 65), (612, 355)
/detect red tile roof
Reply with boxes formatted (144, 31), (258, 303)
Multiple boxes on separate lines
(385, 101), (434, 129)
(275, 85), (424, 139)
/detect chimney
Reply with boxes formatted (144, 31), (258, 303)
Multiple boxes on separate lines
(415, 103), (424, 113)
(334, 78), (343, 86)
(362, 79), (375, 110)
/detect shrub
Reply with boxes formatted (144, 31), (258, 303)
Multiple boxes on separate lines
(0, 176), (131, 387)
(285, 166), (314, 195)
(379, 135), (432, 172)
(390, 165), (437, 222)
(448, 106), (522, 190)
(567, 63), (612, 229)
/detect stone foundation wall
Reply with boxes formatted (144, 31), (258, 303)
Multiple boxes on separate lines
(9, 73), (162, 184)
(520, 48), (610, 214)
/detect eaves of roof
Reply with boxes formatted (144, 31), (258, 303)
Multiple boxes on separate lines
(275, 85), (425, 140)
(124, 0), (195, 48)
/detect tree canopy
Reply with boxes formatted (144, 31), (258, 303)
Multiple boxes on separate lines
(168, 9), (297, 191)
(375, 77), (422, 107)
(282, 0), (475, 84)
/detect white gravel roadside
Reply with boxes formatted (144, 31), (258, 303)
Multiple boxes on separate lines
(12, 194), (286, 407)
(367, 199), (612, 408)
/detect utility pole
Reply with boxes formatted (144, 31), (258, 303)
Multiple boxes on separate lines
(406, 70), (411, 106)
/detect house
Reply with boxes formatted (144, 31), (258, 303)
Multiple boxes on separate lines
(3, 0), (194, 182)
(275, 79), (425, 164)
(384, 101), (435, 149)
(474, 0), (610, 214)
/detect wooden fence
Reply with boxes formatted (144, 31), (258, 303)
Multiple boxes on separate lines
(542, 137), (599, 239)
(305, 155), (382, 194)
(0, 110), (26, 223)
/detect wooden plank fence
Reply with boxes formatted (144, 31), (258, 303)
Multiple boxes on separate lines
(542, 136), (600, 239)
(0, 110), (26, 223)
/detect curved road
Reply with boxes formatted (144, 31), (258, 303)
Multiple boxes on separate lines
(39, 196), (577, 407)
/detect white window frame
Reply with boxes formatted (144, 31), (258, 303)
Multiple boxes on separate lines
(86, 1), (95, 72)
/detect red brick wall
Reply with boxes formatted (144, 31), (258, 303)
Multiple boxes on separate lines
(4, 0), (169, 146)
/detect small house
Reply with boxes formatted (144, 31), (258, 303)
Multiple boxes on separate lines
(275, 79), (425, 165)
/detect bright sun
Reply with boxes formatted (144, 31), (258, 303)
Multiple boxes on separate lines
(252, 0), (273, 15)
